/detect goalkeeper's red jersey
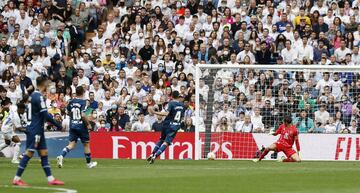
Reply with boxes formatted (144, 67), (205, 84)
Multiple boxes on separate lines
(275, 124), (299, 148)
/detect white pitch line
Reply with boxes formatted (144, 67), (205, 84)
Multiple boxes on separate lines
(59, 165), (360, 172)
(0, 185), (77, 193)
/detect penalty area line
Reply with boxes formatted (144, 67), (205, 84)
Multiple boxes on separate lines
(0, 185), (78, 193)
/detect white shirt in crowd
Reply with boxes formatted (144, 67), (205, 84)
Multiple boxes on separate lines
(314, 110), (330, 125)
(331, 80), (343, 98)
(123, 66), (138, 77)
(78, 76), (90, 86)
(281, 47), (298, 64)
(77, 61), (94, 77)
(251, 115), (264, 132)
(7, 89), (22, 105)
(236, 50), (256, 62)
(297, 44), (314, 61)
(235, 120), (253, 133)
(334, 47), (352, 62)
(315, 79), (334, 94)
(90, 87), (105, 102)
(131, 120), (151, 131)
(174, 23), (187, 38)
(351, 53), (360, 65)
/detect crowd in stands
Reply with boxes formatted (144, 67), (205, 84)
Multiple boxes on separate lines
(0, 0), (359, 134)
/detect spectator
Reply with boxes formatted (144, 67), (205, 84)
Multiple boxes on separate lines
(347, 120), (358, 134)
(109, 117), (122, 132)
(106, 104), (118, 123)
(255, 41), (272, 64)
(181, 117), (195, 132)
(251, 108), (265, 133)
(236, 115), (253, 133)
(215, 117), (233, 132)
(334, 40), (352, 62)
(314, 104), (330, 127)
(236, 42), (255, 63)
(281, 40), (298, 64)
(341, 95), (353, 126)
(48, 100), (61, 116)
(89, 92), (98, 110)
(97, 119), (108, 132)
(299, 92), (316, 111)
(118, 106), (130, 129)
(6, 79), (22, 104)
(262, 100), (274, 131)
(293, 110), (315, 133)
(324, 117), (338, 133)
(152, 115), (164, 132)
(216, 102), (235, 126)
(131, 112), (151, 131)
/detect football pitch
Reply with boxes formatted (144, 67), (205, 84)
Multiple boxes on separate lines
(0, 159), (359, 193)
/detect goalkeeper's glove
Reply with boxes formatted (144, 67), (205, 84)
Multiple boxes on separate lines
(269, 130), (275, 135)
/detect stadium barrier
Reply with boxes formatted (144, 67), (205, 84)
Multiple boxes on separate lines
(200, 133), (360, 161)
(1, 132), (358, 160)
(90, 132), (359, 161)
(90, 132), (195, 159)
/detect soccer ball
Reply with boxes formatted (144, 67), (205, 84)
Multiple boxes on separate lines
(207, 152), (216, 160)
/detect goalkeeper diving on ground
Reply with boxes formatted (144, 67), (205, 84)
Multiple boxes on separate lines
(253, 115), (301, 162)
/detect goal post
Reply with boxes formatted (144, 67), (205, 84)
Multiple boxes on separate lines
(194, 64), (360, 160)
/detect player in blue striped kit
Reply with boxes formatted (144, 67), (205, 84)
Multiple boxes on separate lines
(12, 77), (64, 186)
(147, 91), (185, 164)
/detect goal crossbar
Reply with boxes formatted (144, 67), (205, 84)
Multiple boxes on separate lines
(196, 64), (360, 72)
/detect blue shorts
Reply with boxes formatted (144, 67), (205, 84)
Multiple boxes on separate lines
(69, 129), (90, 143)
(26, 133), (47, 151)
(160, 123), (180, 144)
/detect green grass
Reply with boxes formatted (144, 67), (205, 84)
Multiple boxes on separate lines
(0, 159), (359, 193)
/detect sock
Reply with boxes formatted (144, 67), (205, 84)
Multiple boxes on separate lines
(12, 143), (20, 161)
(13, 176), (21, 181)
(152, 141), (163, 154)
(40, 156), (52, 178)
(15, 154), (31, 177)
(258, 149), (270, 161)
(283, 157), (296, 162)
(47, 176), (55, 182)
(61, 147), (70, 157)
(0, 143), (8, 151)
(85, 153), (91, 164)
(155, 144), (168, 158)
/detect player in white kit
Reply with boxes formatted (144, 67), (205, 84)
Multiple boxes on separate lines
(0, 103), (27, 164)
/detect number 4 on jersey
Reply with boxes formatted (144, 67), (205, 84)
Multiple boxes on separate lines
(174, 111), (181, 122)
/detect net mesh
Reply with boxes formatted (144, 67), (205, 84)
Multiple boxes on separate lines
(195, 65), (360, 160)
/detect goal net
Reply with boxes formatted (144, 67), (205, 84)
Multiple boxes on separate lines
(194, 65), (360, 160)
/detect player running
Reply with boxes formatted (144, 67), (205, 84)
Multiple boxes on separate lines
(147, 91), (185, 164)
(12, 76), (64, 186)
(57, 86), (97, 169)
(253, 115), (301, 162)
(0, 103), (27, 164)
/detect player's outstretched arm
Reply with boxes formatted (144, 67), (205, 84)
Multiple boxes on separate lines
(270, 127), (281, 136)
(269, 129), (276, 135)
(149, 106), (169, 117)
(41, 110), (62, 130)
(295, 135), (300, 152)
